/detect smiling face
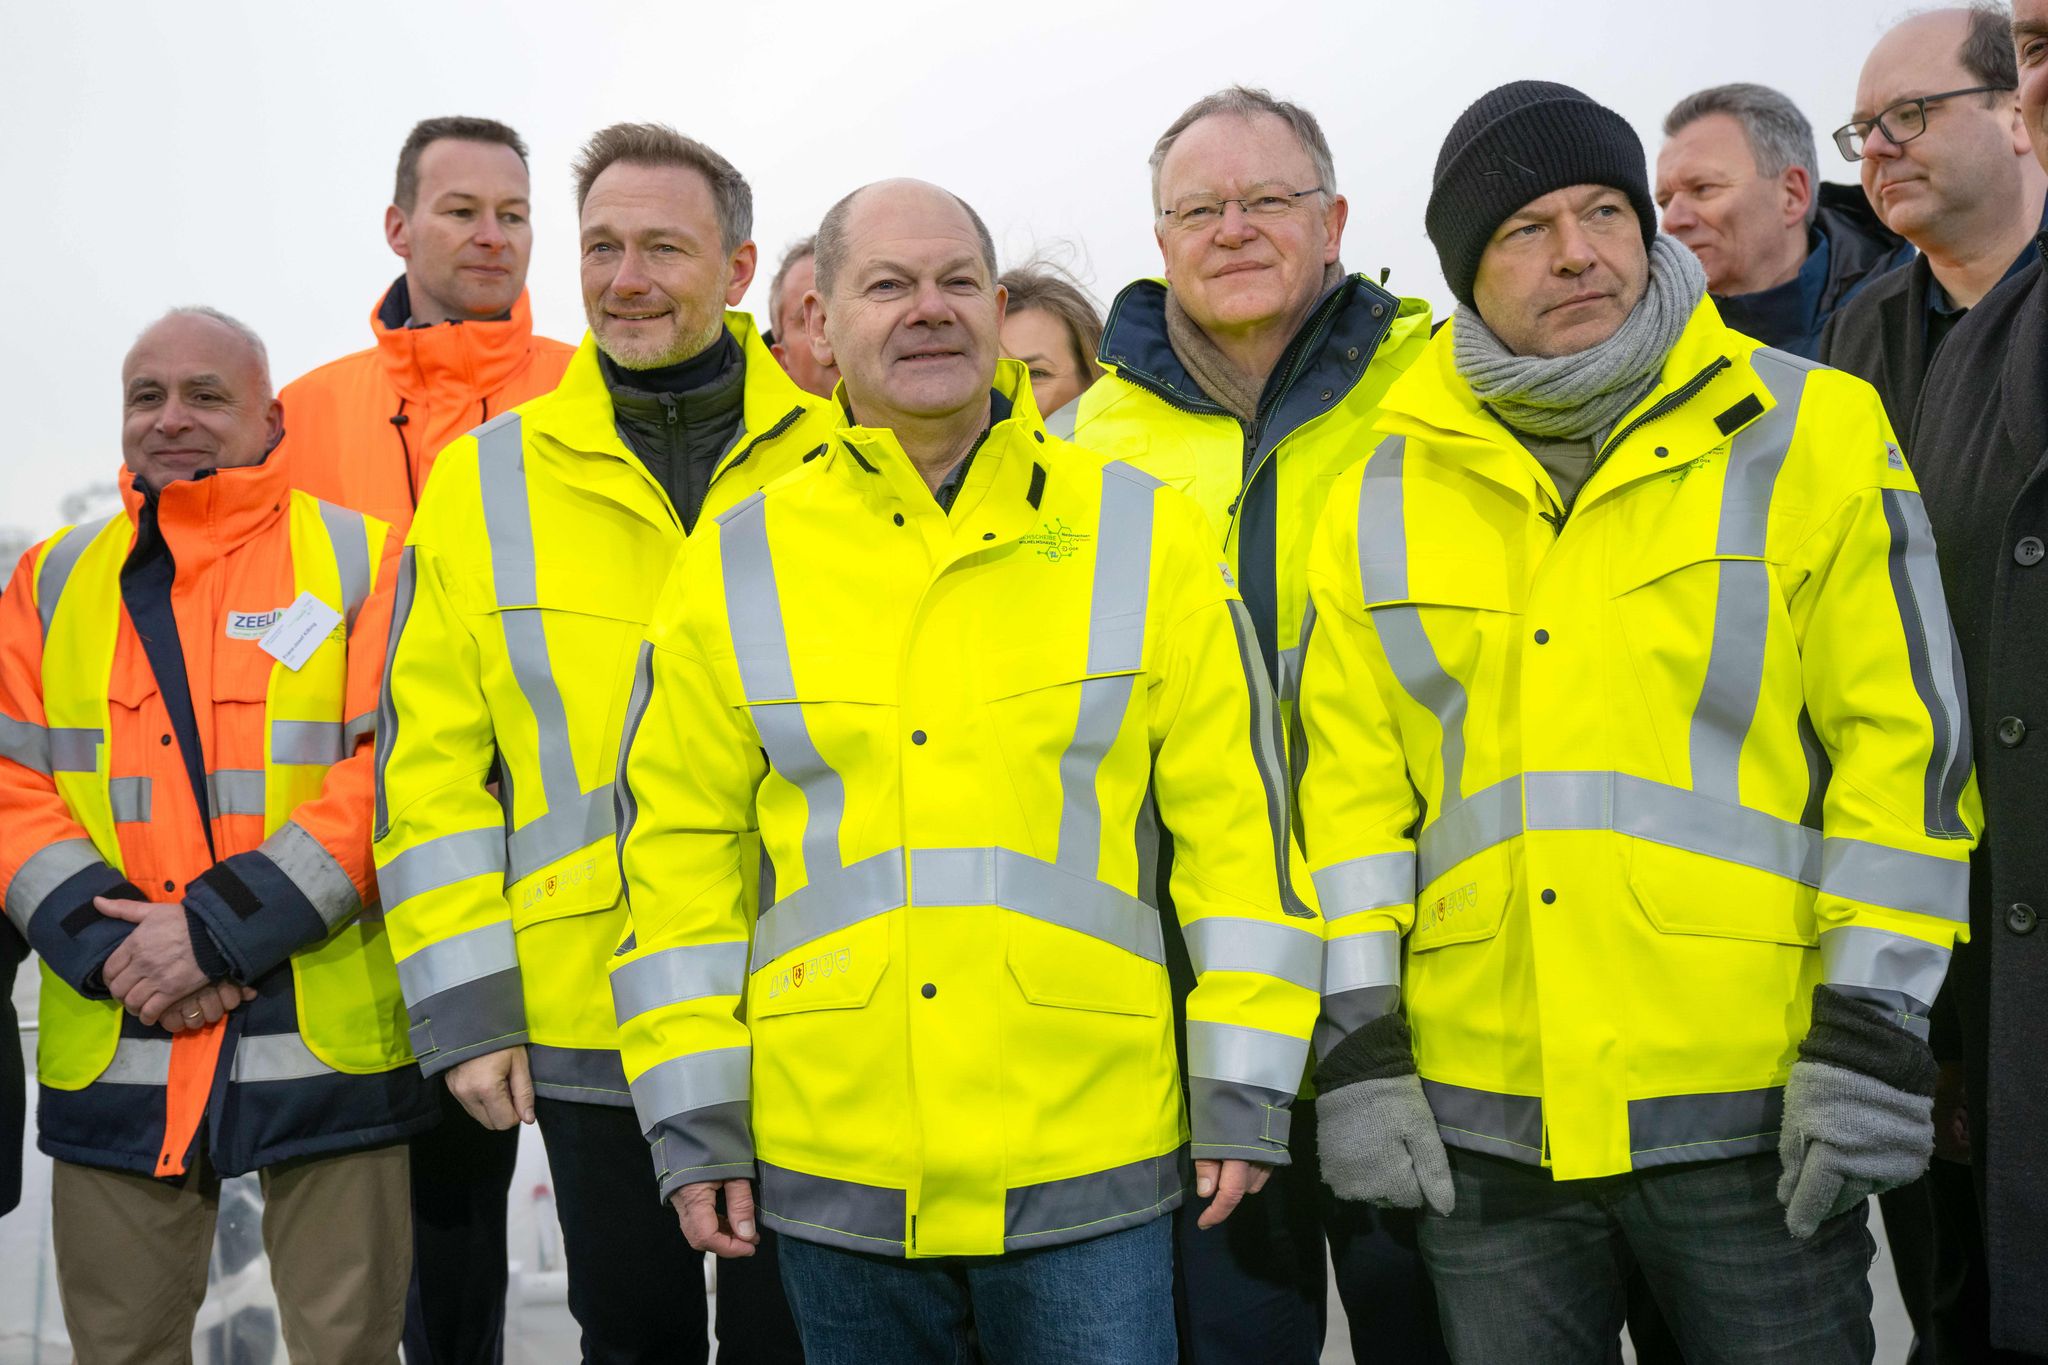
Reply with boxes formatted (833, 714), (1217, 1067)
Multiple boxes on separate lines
(122, 313), (283, 487)
(815, 181), (1005, 429)
(580, 161), (756, 369)
(386, 138), (533, 324)
(1153, 110), (1346, 341)
(1472, 184), (1651, 358)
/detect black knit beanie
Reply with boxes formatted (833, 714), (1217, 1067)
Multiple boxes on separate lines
(1425, 81), (1656, 309)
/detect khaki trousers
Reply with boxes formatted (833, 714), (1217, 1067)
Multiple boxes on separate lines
(51, 1142), (410, 1364)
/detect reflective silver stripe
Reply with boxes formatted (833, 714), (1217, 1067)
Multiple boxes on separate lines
(230, 1032), (338, 1084)
(0, 714), (49, 774)
(1357, 437), (1409, 602)
(753, 850), (907, 964)
(1422, 1078), (1544, 1160)
(343, 710), (376, 753)
(1881, 487), (1974, 838)
(1719, 353), (1811, 557)
(1324, 928), (1401, 996)
(98, 1038), (172, 1086)
(1628, 1087), (1783, 1168)
(1182, 916), (1321, 992)
(271, 720), (347, 766)
(5, 837), (104, 933)
(1055, 461), (1157, 879)
(36, 516), (116, 639)
(1377, 606), (1469, 804)
(1312, 851), (1417, 920)
(758, 1160), (906, 1254)
(109, 777), (152, 823)
(477, 414), (615, 878)
(316, 499), (373, 628)
(262, 819), (361, 929)
(1186, 1020), (1309, 1093)
(528, 1044), (630, 1103)
(1277, 640), (1307, 707)
(48, 727), (100, 773)
(613, 640), (658, 885)
(909, 846), (1161, 963)
(628, 1046), (750, 1133)
(396, 919), (519, 1007)
(1820, 925), (1950, 1013)
(207, 769), (267, 817)
(1416, 778), (1524, 885)
(612, 942), (750, 1026)
(373, 547), (419, 836)
(1820, 838), (1967, 922)
(1004, 1150), (1184, 1252)
(1225, 600), (1311, 919)
(378, 826), (507, 908)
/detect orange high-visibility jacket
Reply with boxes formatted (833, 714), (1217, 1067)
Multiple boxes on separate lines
(277, 278), (574, 536)
(0, 453), (433, 1178)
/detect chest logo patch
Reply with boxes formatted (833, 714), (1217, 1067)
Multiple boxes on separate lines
(226, 609), (285, 640)
(1018, 518), (1090, 563)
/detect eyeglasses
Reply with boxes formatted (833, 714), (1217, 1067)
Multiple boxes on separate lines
(1158, 187), (1327, 231)
(1832, 86), (2014, 160)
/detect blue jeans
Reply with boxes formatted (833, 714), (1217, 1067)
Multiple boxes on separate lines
(1419, 1149), (1877, 1365)
(777, 1216), (1174, 1365)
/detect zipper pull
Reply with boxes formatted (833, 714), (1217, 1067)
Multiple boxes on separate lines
(663, 397), (679, 425)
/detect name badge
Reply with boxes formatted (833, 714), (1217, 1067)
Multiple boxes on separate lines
(257, 592), (343, 672)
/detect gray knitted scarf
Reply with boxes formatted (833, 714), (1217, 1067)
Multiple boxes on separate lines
(1452, 234), (1708, 441)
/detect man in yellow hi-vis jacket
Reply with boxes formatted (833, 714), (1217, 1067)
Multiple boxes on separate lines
(1299, 82), (1979, 1363)
(373, 124), (833, 1363)
(612, 179), (1318, 1364)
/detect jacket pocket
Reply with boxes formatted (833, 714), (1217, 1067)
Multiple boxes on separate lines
(751, 915), (890, 1017)
(1006, 915), (1164, 1017)
(1408, 841), (1513, 953)
(1626, 838), (1816, 947)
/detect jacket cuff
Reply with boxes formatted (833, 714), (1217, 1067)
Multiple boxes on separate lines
(1186, 1077), (1295, 1165)
(184, 851), (329, 983)
(183, 906), (231, 981)
(1800, 984), (1939, 1099)
(21, 861), (144, 997)
(407, 968), (529, 1079)
(649, 1102), (756, 1204)
(1313, 1008), (1418, 1091)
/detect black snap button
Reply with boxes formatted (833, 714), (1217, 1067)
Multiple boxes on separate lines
(1033, 430), (1045, 443)
(1540, 889), (1557, 904)
(163, 880), (175, 892)
(893, 513), (905, 526)
(1654, 446), (1670, 459)
(2009, 903), (2038, 935)
(911, 730), (927, 745)
(2017, 536), (2045, 567)
(160, 734), (172, 746)
(1998, 716), (2027, 748)
(921, 982), (937, 998)
(1533, 629), (1550, 644)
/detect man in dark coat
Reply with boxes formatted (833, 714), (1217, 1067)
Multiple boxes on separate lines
(1, 924), (22, 1216)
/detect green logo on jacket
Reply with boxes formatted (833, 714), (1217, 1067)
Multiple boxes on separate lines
(1019, 518), (1091, 562)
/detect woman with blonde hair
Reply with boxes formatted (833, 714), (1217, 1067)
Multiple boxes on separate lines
(999, 260), (1105, 435)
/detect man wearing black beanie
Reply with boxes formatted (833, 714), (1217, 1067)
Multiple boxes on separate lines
(1295, 80), (1976, 1362)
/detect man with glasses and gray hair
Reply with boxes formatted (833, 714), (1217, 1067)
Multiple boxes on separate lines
(1820, 4), (2046, 444)
(1073, 85), (1444, 1365)
(1656, 83), (1908, 358)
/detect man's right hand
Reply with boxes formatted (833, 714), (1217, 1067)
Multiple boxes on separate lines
(671, 1178), (760, 1258)
(160, 981), (257, 1034)
(446, 1045), (536, 1130)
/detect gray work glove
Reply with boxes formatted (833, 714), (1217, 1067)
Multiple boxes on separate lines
(1777, 983), (1937, 1239)
(1313, 1011), (1454, 1216)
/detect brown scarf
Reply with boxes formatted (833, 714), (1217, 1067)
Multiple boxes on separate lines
(1163, 261), (1347, 422)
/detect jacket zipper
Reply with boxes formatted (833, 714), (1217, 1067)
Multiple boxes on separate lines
(1558, 356), (1732, 526)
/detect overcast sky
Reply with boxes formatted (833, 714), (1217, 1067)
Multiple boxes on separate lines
(0, 0), (1903, 535)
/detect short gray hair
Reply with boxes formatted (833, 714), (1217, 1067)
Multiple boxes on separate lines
(1664, 83), (1820, 226)
(768, 235), (817, 326)
(1148, 86), (1338, 212)
(152, 306), (272, 392)
(813, 183), (998, 297)
(572, 122), (752, 253)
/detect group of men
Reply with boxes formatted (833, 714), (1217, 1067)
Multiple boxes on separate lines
(0, 2), (2044, 1362)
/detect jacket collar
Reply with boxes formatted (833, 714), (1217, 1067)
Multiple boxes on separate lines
(370, 275), (542, 404)
(118, 448), (290, 571)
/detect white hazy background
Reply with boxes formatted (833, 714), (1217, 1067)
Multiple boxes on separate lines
(2, 0), (1895, 536)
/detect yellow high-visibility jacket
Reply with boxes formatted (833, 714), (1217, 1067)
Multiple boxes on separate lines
(373, 315), (838, 1104)
(1299, 299), (1980, 1180)
(612, 363), (1319, 1257)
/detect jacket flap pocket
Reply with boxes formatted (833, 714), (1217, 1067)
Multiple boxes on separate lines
(751, 914), (890, 1017)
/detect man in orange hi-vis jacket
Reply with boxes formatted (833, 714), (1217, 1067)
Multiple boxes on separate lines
(0, 307), (433, 1362)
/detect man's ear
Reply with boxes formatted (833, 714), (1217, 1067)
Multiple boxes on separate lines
(385, 205), (411, 261)
(1323, 193), (1350, 266)
(725, 241), (760, 307)
(1781, 165), (1814, 227)
(805, 291), (834, 370)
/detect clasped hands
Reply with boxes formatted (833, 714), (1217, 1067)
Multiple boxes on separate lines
(95, 895), (254, 1032)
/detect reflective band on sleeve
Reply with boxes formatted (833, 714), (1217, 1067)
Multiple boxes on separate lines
(1820, 924), (1951, 1014)
(5, 837), (104, 933)
(48, 727), (100, 773)
(271, 720), (348, 766)
(1819, 837), (1968, 922)
(1323, 929), (1401, 997)
(37, 517), (116, 640)
(395, 919), (520, 1006)
(109, 777), (152, 823)
(1311, 851), (1417, 920)
(262, 819), (362, 929)
(98, 1038), (172, 1086)
(1182, 915), (1322, 992)
(316, 499), (372, 628)
(230, 1031), (338, 1084)
(1357, 437), (1409, 602)
(1225, 600), (1311, 919)
(613, 640), (658, 881)
(372, 546), (418, 837)
(1881, 487), (1974, 839)
(207, 769), (267, 817)
(629, 1046), (751, 1133)
(0, 714), (49, 775)
(612, 941), (750, 1026)
(1186, 1019), (1310, 1093)
(378, 826), (508, 908)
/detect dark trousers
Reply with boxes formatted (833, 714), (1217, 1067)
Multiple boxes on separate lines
(1172, 1101), (1448, 1364)
(535, 1096), (803, 1365)
(1421, 1149), (1876, 1365)
(1883, 1161), (2027, 1364)
(404, 1084), (519, 1365)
